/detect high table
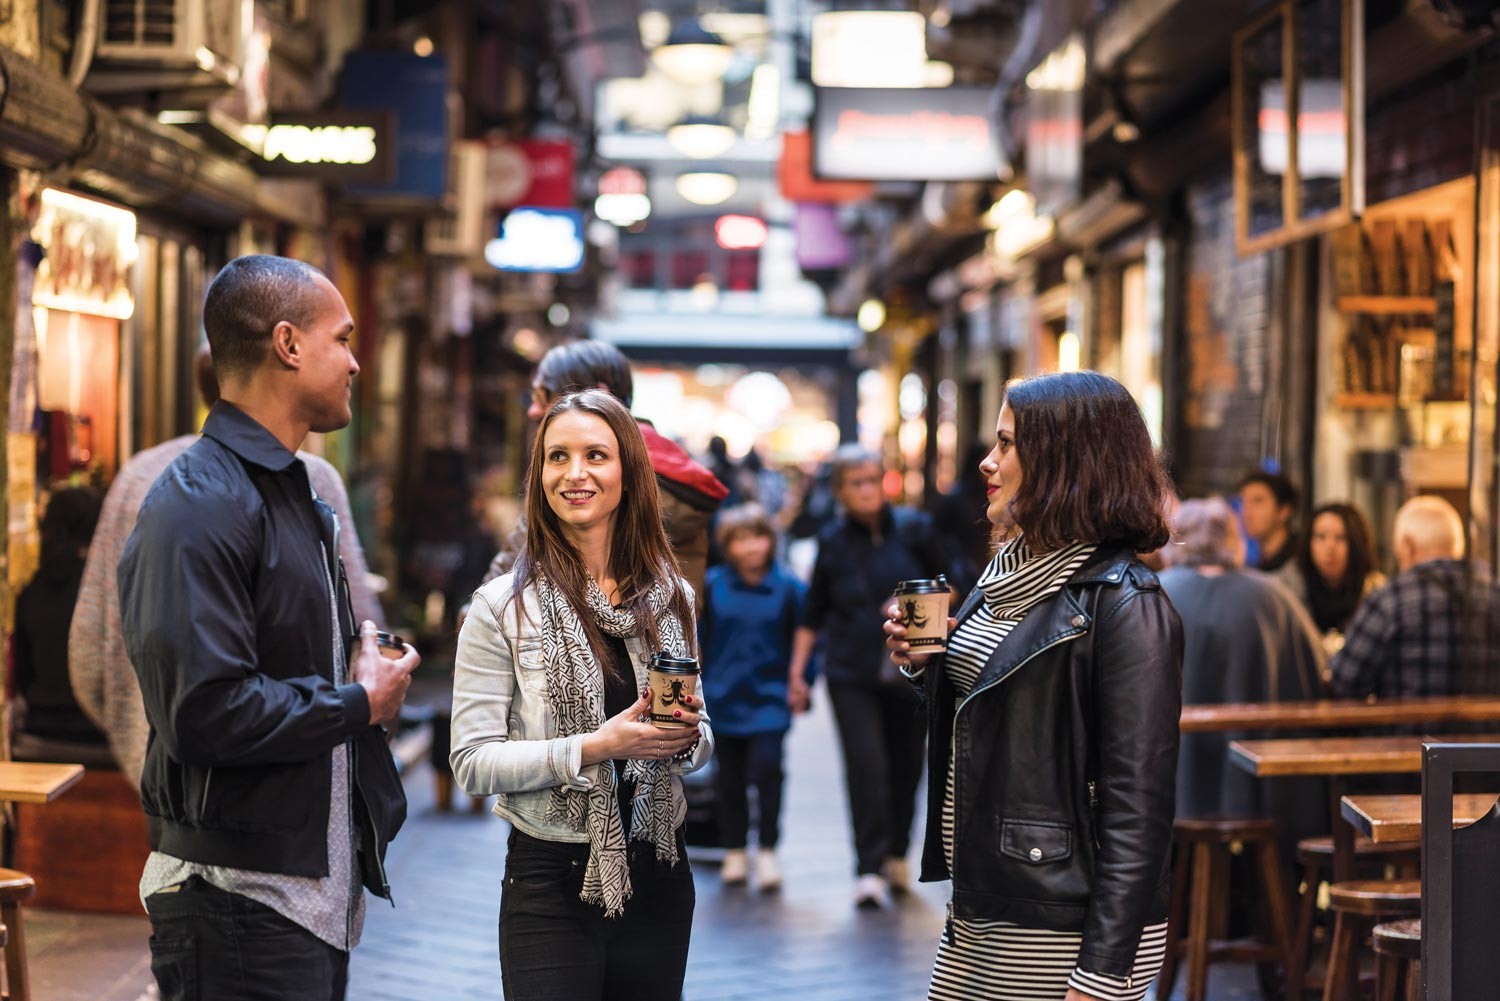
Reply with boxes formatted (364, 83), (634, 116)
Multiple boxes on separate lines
(0, 762), (84, 804)
(1228, 734), (1500, 881)
(1181, 695), (1500, 732)
(1341, 793), (1500, 844)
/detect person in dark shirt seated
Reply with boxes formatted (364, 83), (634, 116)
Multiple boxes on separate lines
(13, 486), (109, 759)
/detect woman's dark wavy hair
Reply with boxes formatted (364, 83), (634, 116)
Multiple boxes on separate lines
(1296, 502), (1377, 632)
(510, 390), (695, 678)
(1002, 371), (1173, 552)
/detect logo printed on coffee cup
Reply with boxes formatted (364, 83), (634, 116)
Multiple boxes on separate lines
(892, 576), (950, 651)
(647, 652), (700, 728)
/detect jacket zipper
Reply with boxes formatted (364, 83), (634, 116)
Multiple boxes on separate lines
(199, 767), (213, 819)
(948, 631), (1083, 885)
(351, 738), (394, 904)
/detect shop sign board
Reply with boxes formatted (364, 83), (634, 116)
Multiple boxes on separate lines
(31, 188), (138, 320)
(811, 87), (1000, 182)
(340, 50), (450, 199)
(256, 112), (395, 184)
(485, 207), (585, 273)
(486, 139), (576, 209)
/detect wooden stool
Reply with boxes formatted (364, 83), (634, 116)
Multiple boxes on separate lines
(1323, 880), (1421, 1001)
(1372, 918), (1421, 1001)
(1286, 835), (1420, 998)
(0, 868), (36, 1001)
(1157, 817), (1296, 1001)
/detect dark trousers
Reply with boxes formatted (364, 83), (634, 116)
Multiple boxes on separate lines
(714, 731), (787, 849)
(499, 827), (695, 1000)
(144, 875), (349, 1001)
(828, 682), (927, 876)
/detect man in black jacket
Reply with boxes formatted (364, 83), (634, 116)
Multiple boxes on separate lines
(119, 255), (419, 1001)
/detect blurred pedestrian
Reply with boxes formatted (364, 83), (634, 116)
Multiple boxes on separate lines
(119, 255), (419, 1001)
(451, 390), (713, 1000)
(1331, 495), (1500, 698)
(886, 371), (1181, 1001)
(484, 342), (727, 611)
(1238, 468), (1300, 573)
(699, 503), (805, 891)
(791, 444), (946, 909)
(1160, 498), (1326, 845)
(13, 487), (108, 757)
(69, 343), (381, 788)
(928, 442), (994, 596)
(1282, 502), (1385, 654)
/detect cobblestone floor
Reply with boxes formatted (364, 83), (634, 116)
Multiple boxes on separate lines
(32, 683), (1262, 1000)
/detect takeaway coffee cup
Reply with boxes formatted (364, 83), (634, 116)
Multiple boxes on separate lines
(648, 653), (700, 728)
(374, 631), (410, 661)
(891, 576), (951, 653)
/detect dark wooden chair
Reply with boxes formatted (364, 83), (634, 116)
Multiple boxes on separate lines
(1421, 742), (1500, 1001)
(1322, 879), (1420, 1001)
(1372, 918), (1421, 1001)
(11, 767), (150, 913)
(1157, 817), (1295, 1001)
(0, 867), (36, 1001)
(1286, 834), (1420, 998)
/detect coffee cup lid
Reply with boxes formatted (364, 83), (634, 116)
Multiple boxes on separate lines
(649, 652), (700, 673)
(892, 575), (948, 596)
(374, 630), (409, 650)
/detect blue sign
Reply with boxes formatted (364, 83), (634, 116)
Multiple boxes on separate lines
(340, 51), (448, 199)
(485, 208), (585, 273)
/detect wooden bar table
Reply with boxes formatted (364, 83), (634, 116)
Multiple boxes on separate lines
(1228, 734), (1500, 882)
(0, 762), (84, 804)
(1341, 793), (1500, 844)
(1181, 695), (1500, 732)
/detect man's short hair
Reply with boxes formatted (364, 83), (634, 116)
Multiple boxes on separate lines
(535, 341), (634, 408)
(1238, 469), (1299, 510)
(829, 444), (882, 493)
(203, 255), (326, 378)
(1394, 495), (1465, 559)
(1165, 497), (1246, 569)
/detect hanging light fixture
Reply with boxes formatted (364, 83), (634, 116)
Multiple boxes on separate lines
(651, 19), (734, 85)
(667, 115), (737, 159)
(675, 170), (738, 206)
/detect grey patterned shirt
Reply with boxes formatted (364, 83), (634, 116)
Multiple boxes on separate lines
(140, 540), (365, 950)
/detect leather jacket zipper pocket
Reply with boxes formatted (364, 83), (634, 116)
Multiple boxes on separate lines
(199, 767), (213, 820)
(1087, 780), (1101, 850)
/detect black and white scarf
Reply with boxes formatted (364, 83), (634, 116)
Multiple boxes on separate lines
(535, 568), (689, 917)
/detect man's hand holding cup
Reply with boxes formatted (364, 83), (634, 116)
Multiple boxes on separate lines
(353, 620), (421, 726)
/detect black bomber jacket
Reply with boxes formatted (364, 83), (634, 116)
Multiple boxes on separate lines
(916, 546), (1183, 979)
(118, 402), (405, 897)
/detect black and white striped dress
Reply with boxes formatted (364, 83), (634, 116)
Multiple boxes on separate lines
(927, 539), (1168, 1001)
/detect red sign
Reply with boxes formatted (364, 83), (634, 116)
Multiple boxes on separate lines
(715, 215), (768, 250)
(487, 139), (575, 208)
(777, 130), (874, 204)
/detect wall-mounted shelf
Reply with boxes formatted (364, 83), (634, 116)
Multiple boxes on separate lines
(1336, 295), (1437, 314)
(1334, 392), (1398, 409)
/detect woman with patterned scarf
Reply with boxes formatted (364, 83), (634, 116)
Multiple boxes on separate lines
(451, 389), (713, 1000)
(885, 372), (1183, 1001)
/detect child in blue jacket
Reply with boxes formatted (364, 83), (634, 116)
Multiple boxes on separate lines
(700, 503), (806, 891)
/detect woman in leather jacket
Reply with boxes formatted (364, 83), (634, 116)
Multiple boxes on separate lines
(885, 371), (1182, 1001)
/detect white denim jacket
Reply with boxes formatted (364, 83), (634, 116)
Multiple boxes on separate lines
(450, 572), (714, 843)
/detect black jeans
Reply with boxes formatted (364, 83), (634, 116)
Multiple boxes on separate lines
(144, 875), (349, 1001)
(714, 731), (786, 850)
(499, 827), (695, 1000)
(827, 682), (927, 876)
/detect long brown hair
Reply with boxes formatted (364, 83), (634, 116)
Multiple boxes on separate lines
(1003, 371), (1173, 552)
(510, 389), (695, 675)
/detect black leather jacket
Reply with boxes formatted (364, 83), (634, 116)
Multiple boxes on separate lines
(120, 403), (405, 897)
(916, 546), (1182, 978)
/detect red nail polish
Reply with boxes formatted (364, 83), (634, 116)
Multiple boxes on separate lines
(673, 710), (682, 719)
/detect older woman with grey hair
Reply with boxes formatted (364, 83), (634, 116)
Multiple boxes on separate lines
(787, 444), (951, 907)
(1160, 498), (1326, 832)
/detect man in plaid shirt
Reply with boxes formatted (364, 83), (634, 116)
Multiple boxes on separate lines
(1331, 496), (1500, 698)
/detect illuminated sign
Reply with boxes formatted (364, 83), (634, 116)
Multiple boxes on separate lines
(256, 112), (394, 184)
(812, 87), (1000, 181)
(485, 207), (585, 273)
(31, 189), (138, 319)
(715, 215), (768, 250)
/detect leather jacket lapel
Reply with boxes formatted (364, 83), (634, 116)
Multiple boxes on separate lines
(969, 587), (1091, 693)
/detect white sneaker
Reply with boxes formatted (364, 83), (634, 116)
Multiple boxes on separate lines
(854, 873), (889, 909)
(721, 848), (749, 885)
(883, 857), (911, 894)
(756, 849), (782, 892)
